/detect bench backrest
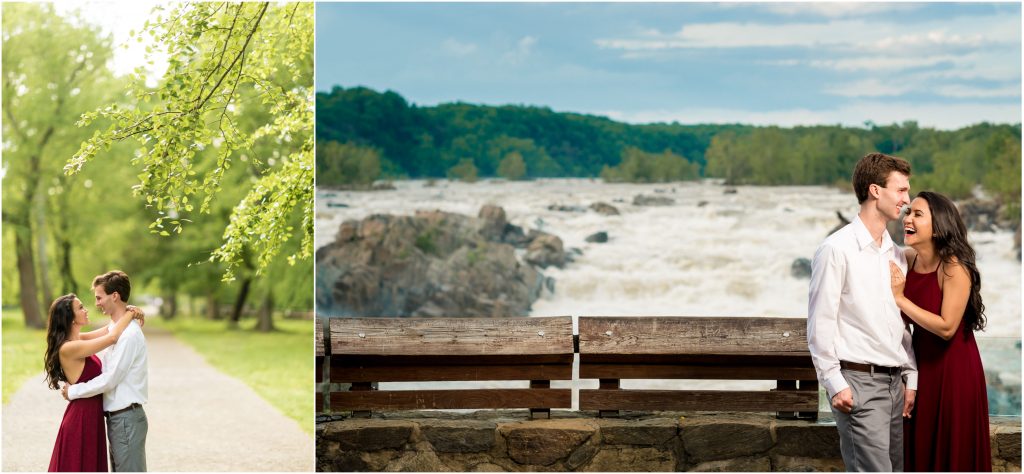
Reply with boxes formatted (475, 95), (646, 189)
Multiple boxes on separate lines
(325, 316), (574, 416)
(577, 316), (818, 417)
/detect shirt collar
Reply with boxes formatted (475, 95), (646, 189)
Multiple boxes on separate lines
(852, 214), (893, 252)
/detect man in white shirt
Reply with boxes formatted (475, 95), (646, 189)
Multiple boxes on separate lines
(63, 270), (148, 472)
(808, 153), (918, 471)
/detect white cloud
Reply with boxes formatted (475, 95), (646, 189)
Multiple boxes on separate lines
(753, 3), (918, 19)
(934, 84), (1021, 99)
(501, 35), (537, 65)
(595, 15), (1018, 53)
(596, 101), (1021, 130)
(441, 38), (478, 57)
(824, 79), (917, 98)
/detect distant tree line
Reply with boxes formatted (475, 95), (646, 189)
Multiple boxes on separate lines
(316, 86), (1020, 222)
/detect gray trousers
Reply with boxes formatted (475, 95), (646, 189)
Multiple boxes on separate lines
(832, 368), (904, 472)
(107, 405), (148, 472)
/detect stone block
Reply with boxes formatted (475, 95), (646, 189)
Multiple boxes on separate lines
(771, 455), (845, 472)
(384, 449), (449, 472)
(420, 419), (497, 453)
(322, 420), (415, 451)
(687, 455), (771, 472)
(582, 447), (676, 472)
(599, 418), (678, 446)
(499, 420), (597, 466)
(772, 420), (841, 458)
(565, 443), (600, 470)
(994, 425), (1022, 461)
(681, 417), (773, 462)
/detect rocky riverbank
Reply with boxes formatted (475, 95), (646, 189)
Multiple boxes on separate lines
(315, 205), (569, 317)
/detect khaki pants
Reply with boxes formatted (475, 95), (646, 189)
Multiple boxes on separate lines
(832, 368), (905, 472)
(107, 405), (148, 472)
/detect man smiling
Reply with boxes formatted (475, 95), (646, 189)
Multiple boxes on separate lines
(808, 153), (918, 471)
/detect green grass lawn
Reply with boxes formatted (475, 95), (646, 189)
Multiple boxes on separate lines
(150, 316), (314, 435)
(2, 309), (48, 403)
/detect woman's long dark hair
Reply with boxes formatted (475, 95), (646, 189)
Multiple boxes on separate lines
(44, 294), (77, 390)
(917, 191), (986, 332)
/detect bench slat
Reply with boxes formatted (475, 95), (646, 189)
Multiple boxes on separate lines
(579, 389), (818, 412)
(579, 317), (808, 355)
(333, 363), (573, 383)
(330, 316), (574, 356)
(580, 364), (817, 380)
(332, 389), (572, 411)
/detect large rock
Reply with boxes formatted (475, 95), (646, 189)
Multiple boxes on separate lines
(589, 202), (620, 216)
(525, 234), (567, 269)
(316, 207), (552, 317)
(322, 420), (415, 451)
(680, 416), (773, 462)
(958, 199), (1001, 232)
(585, 232), (609, 244)
(790, 258), (812, 279)
(772, 420), (841, 458)
(633, 194), (675, 206)
(420, 420), (497, 453)
(688, 456), (771, 472)
(499, 420), (597, 466)
(770, 455), (845, 472)
(581, 447), (676, 472)
(598, 419), (678, 446)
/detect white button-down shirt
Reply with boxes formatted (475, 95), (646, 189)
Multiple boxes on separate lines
(807, 215), (918, 399)
(68, 319), (148, 411)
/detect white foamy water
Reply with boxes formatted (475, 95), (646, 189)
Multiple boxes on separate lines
(316, 178), (1020, 339)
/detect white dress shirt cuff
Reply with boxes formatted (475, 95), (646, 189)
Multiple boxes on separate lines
(903, 371), (918, 391)
(823, 373), (849, 400)
(67, 383), (83, 401)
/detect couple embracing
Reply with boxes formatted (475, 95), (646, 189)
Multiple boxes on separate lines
(809, 153), (991, 472)
(43, 270), (149, 472)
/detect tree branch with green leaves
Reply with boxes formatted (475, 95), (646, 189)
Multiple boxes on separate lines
(65, 2), (313, 281)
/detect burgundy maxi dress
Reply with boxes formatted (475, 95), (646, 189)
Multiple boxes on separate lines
(903, 265), (991, 472)
(48, 354), (107, 472)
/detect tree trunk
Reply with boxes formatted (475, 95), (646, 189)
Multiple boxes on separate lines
(160, 291), (178, 319)
(257, 291), (275, 332)
(229, 277), (252, 329)
(36, 203), (53, 306)
(58, 237), (76, 295)
(16, 229), (44, 329)
(207, 292), (221, 320)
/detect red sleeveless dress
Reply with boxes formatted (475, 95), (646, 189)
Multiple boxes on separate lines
(903, 266), (991, 472)
(48, 354), (108, 472)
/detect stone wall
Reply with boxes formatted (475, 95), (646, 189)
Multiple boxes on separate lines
(316, 411), (1021, 472)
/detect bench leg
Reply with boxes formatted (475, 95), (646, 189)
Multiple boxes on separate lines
(598, 379), (621, 418)
(798, 380), (819, 420)
(775, 380), (798, 420)
(530, 380), (552, 419)
(351, 382), (373, 418)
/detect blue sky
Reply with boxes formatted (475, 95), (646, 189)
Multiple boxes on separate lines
(316, 2), (1021, 129)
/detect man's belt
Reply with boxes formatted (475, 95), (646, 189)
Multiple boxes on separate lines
(840, 360), (901, 376)
(104, 403), (141, 417)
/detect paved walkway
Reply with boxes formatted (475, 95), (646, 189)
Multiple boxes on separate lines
(3, 327), (313, 471)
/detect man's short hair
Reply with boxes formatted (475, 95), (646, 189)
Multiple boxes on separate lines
(852, 152), (911, 204)
(93, 270), (131, 303)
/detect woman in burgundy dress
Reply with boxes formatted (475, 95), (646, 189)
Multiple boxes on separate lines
(43, 294), (142, 472)
(889, 191), (991, 472)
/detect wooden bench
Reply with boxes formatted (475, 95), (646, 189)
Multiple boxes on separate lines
(577, 316), (818, 419)
(315, 318), (325, 411)
(326, 316), (574, 418)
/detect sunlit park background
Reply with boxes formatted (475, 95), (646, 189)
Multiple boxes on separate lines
(2, 1), (313, 437)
